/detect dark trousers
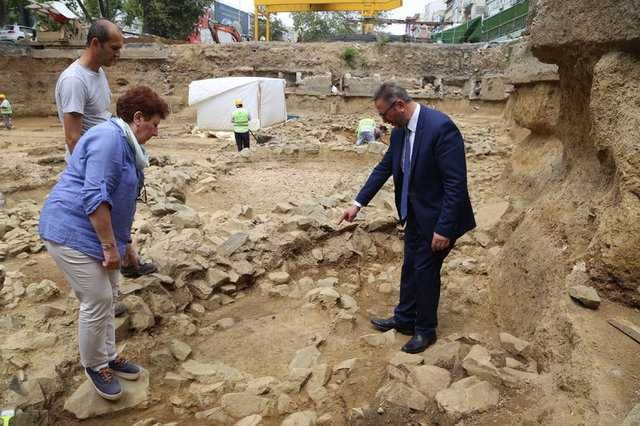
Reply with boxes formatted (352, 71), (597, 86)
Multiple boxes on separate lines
(394, 208), (452, 335)
(234, 131), (250, 151)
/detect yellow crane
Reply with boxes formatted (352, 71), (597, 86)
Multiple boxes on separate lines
(254, 0), (403, 41)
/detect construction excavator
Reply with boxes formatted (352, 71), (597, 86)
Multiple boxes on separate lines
(254, 0), (402, 41)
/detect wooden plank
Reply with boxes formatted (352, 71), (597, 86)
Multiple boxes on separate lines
(608, 318), (640, 345)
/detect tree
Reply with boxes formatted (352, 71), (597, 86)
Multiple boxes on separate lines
(259, 15), (288, 41)
(120, 0), (141, 26)
(137, 0), (207, 40)
(291, 11), (357, 42)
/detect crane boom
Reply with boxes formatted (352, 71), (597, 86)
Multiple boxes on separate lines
(254, 0), (403, 40)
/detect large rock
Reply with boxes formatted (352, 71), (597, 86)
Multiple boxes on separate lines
(376, 381), (427, 411)
(408, 365), (451, 399)
(188, 279), (214, 300)
(306, 363), (330, 403)
(1, 330), (56, 351)
(333, 358), (357, 381)
(288, 346), (321, 371)
(423, 341), (466, 370)
(181, 360), (246, 382)
(208, 268), (231, 289)
(435, 376), (499, 418)
(568, 285), (601, 309)
(500, 367), (540, 388)
(529, 0), (640, 58)
(268, 271), (290, 284)
(171, 208), (202, 229)
(195, 406), (233, 423)
(122, 295), (155, 331)
(510, 83), (560, 134)
(361, 329), (396, 348)
(235, 415), (263, 426)
(622, 403), (640, 426)
(245, 376), (278, 395)
(389, 352), (424, 368)
(277, 393), (298, 415)
(461, 345), (501, 383)
(168, 339), (192, 361)
(304, 288), (340, 308)
(475, 200), (509, 232)
(218, 233), (250, 257)
(64, 370), (150, 419)
(25, 279), (59, 302)
(4, 380), (46, 410)
(282, 410), (318, 426)
(147, 292), (176, 317)
(220, 392), (271, 418)
(499, 332), (531, 356)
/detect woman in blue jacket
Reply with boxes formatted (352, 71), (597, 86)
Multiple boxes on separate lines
(39, 86), (169, 400)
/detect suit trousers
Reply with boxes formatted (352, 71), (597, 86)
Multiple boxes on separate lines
(44, 240), (119, 369)
(393, 208), (452, 335)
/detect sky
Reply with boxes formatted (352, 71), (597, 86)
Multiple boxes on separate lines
(217, 0), (428, 34)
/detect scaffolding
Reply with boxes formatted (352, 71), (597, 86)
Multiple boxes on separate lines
(254, 0), (402, 40)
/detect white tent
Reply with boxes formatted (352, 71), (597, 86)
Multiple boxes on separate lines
(188, 77), (287, 131)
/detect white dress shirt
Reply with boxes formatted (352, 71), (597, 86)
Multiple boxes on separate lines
(354, 103), (420, 208)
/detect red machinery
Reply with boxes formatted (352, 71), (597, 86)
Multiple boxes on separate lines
(188, 7), (242, 44)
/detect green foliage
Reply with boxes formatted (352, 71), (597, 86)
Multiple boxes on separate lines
(259, 15), (287, 41)
(138, 0), (208, 40)
(1, 0), (206, 40)
(291, 11), (356, 42)
(376, 33), (390, 45)
(120, 0), (141, 26)
(341, 45), (360, 68)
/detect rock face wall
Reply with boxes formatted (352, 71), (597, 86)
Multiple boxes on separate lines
(530, 0), (640, 303)
(0, 41), (515, 117)
(491, 0), (640, 352)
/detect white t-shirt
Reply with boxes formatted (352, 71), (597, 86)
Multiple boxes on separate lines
(55, 60), (112, 135)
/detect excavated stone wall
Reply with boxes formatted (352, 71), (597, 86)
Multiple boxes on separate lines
(0, 41), (517, 117)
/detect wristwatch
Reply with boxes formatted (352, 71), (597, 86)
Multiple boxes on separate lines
(101, 242), (115, 250)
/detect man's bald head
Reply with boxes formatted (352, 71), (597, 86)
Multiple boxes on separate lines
(86, 19), (120, 46)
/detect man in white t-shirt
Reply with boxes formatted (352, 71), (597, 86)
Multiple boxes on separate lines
(55, 19), (122, 154)
(54, 19), (157, 306)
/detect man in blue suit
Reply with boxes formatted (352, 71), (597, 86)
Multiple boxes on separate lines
(339, 82), (476, 353)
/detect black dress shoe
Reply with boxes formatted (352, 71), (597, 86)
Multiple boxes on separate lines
(402, 333), (437, 354)
(371, 317), (415, 336)
(121, 262), (158, 279)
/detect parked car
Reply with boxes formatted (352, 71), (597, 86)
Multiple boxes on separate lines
(0, 24), (36, 42)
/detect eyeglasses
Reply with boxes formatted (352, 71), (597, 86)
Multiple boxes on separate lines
(379, 100), (398, 118)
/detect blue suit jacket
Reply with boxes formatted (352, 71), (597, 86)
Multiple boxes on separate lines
(355, 105), (476, 240)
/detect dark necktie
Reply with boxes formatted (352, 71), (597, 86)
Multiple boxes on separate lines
(400, 128), (411, 221)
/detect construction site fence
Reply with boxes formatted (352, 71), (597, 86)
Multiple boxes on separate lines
(432, 0), (529, 44)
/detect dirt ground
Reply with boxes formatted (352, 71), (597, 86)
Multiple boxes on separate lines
(1, 102), (639, 426)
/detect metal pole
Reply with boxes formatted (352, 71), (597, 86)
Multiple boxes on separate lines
(254, 3), (259, 41)
(266, 12), (271, 41)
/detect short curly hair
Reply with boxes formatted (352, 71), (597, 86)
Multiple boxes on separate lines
(116, 86), (169, 123)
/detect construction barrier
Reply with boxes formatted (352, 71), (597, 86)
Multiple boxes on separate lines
(432, 0), (529, 44)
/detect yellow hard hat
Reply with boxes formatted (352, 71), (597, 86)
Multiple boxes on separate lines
(234, 99), (242, 106)
(0, 94), (5, 99)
